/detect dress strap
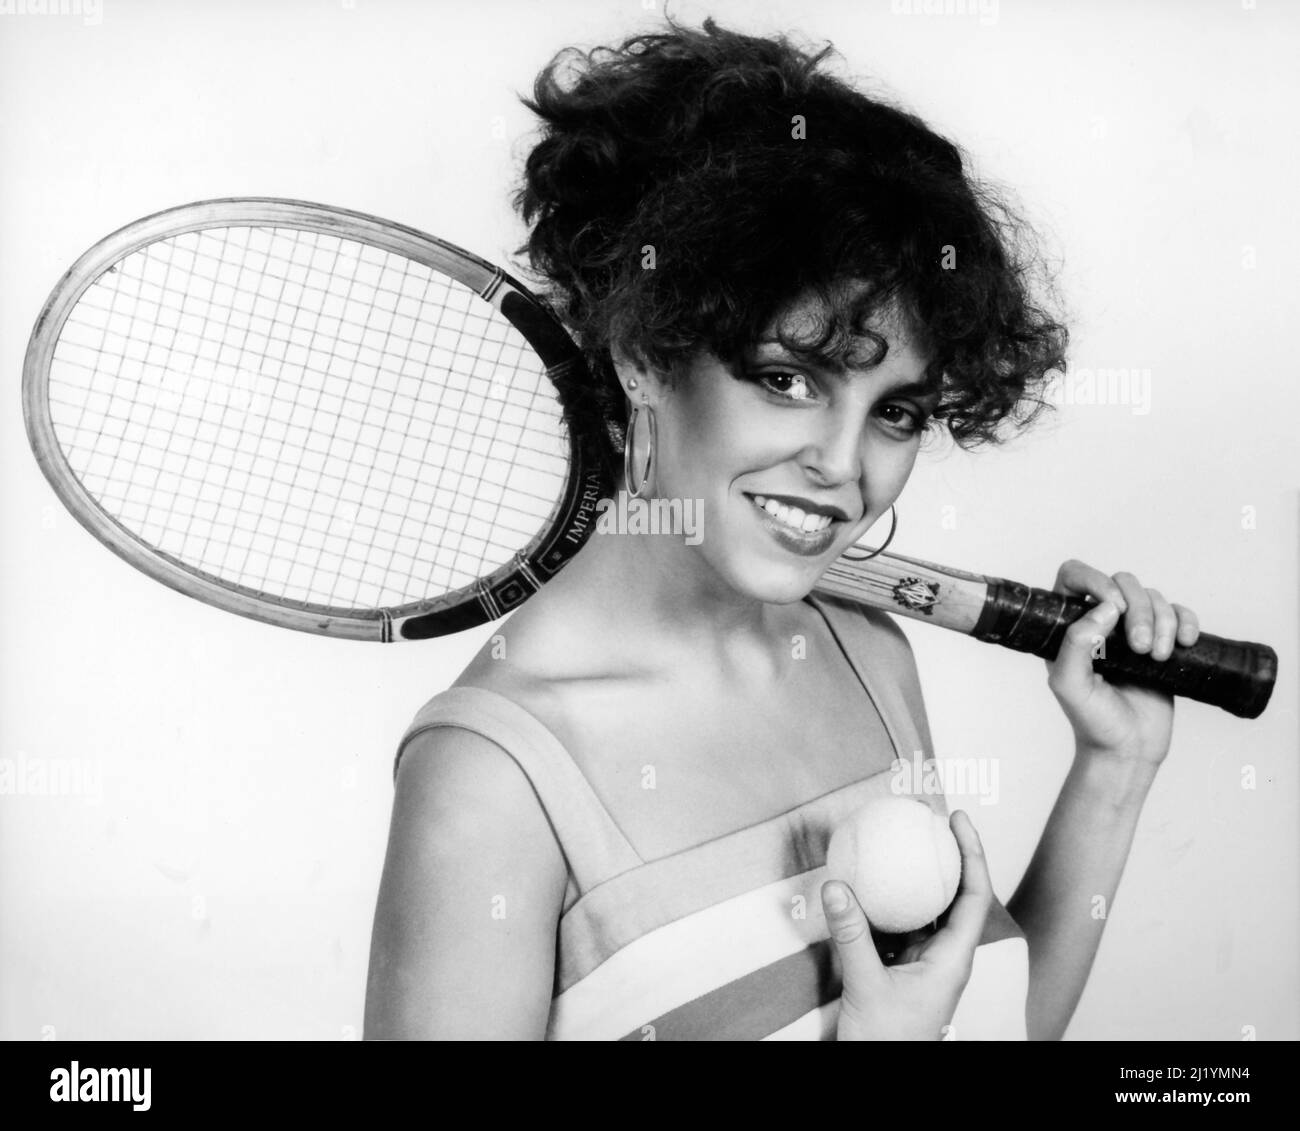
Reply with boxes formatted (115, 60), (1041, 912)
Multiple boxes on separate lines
(394, 685), (645, 895)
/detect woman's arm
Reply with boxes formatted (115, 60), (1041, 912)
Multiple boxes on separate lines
(364, 727), (568, 1039)
(1006, 750), (1158, 1041)
(1009, 559), (1200, 1041)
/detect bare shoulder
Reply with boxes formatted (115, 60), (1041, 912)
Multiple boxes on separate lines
(364, 723), (567, 1039)
(390, 724), (561, 853)
(386, 724), (568, 915)
(479, 585), (610, 668)
(453, 581), (640, 706)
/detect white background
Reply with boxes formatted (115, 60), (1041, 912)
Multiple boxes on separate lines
(1, 0), (1296, 1040)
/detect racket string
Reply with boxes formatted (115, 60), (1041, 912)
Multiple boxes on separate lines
(103, 229), (239, 566)
(47, 223), (570, 609)
(252, 228), (359, 603)
(392, 270), (537, 597)
(45, 394), (560, 531)
(338, 252), (479, 607)
(178, 228), (282, 583)
(46, 348), (568, 468)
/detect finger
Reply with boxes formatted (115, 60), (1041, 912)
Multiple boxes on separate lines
(925, 811), (992, 967)
(1172, 603), (1200, 648)
(1111, 572), (1155, 653)
(821, 880), (885, 988)
(1053, 559), (1128, 612)
(1047, 598), (1121, 704)
(1147, 589), (1179, 662)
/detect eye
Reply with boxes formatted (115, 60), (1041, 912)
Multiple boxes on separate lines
(754, 370), (816, 402)
(878, 403), (928, 435)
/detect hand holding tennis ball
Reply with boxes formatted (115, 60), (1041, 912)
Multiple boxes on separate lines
(825, 797), (962, 933)
(821, 806), (993, 1042)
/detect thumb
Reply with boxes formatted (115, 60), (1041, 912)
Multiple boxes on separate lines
(821, 880), (883, 994)
(1048, 598), (1121, 704)
(923, 810), (992, 967)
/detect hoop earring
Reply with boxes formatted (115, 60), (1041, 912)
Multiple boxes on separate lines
(841, 505), (898, 561)
(624, 400), (656, 500)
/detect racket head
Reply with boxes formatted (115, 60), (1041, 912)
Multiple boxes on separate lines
(23, 198), (603, 641)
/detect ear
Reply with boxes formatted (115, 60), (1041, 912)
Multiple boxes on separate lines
(609, 341), (664, 402)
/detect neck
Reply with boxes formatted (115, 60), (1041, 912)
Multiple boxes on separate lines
(552, 490), (797, 675)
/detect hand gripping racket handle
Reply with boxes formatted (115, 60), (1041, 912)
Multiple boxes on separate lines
(971, 579), (1278, 719)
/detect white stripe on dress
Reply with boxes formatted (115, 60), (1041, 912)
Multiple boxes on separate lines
(547, 866), (834, 1040)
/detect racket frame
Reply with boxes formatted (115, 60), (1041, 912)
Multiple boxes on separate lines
(23, 198), (602, 642)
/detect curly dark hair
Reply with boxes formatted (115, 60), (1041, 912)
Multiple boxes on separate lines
(514, 17), (1069, 491)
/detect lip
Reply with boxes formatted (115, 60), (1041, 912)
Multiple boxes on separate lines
(744, 492), (844, 558)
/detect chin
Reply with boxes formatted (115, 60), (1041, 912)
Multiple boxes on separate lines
(716, 555), (828, 606)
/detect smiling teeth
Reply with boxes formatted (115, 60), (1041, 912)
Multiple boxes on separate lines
(751, 494), (833, 534)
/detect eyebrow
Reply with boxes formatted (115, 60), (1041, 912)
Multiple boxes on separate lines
(878, 378), (943, 401)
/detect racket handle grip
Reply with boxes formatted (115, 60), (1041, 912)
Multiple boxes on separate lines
(971, 579), (1277, 719)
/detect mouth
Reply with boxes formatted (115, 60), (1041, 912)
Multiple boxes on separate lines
(745, 492), (850, 557)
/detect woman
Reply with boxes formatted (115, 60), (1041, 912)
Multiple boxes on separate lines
(364, 19), (1200, 1041)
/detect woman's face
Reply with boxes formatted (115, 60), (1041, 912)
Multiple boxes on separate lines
(639, 299), (940, 605)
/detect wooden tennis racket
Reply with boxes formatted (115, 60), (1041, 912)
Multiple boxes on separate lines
(22, 199), (1277, 718)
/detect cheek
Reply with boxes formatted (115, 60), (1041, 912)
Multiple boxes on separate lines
(654, 383), (753, 491)
(669, 396), (731, 457)
(848, 443), (920, 531)
(869, 442), (921, 496)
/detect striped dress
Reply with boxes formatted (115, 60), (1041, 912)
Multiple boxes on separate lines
(394, 592), (1029, 1040)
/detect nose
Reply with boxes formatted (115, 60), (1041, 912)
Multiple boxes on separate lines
(798, 402), (863, 487)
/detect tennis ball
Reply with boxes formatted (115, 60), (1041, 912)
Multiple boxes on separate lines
(825, 797), (962, 934)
